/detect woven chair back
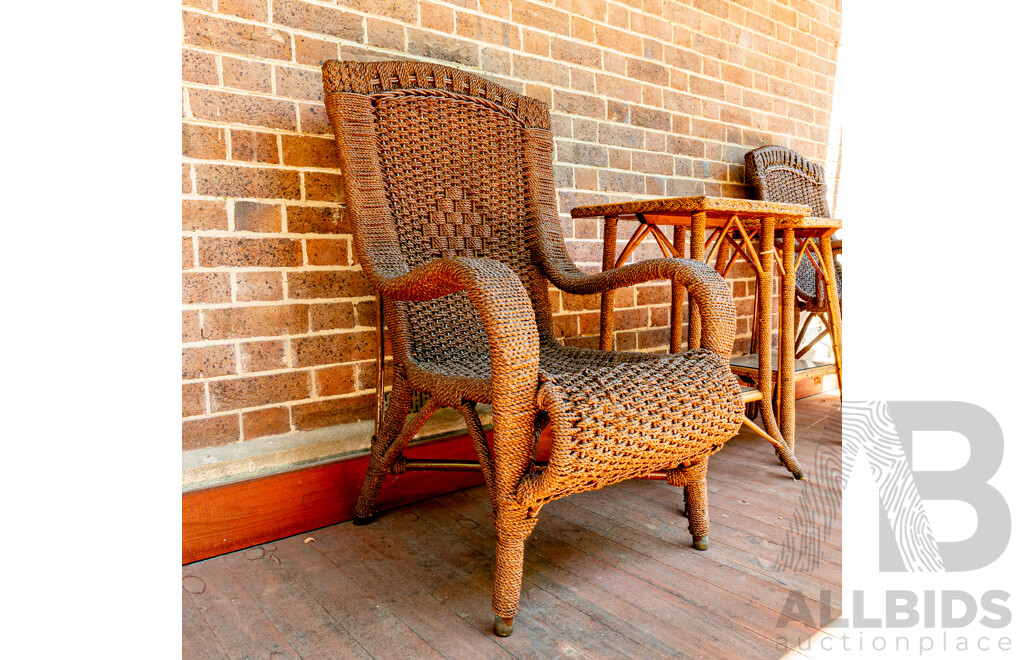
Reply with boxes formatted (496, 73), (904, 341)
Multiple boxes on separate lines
(745, 145), (838, 303)
(377, 91), (536, 362)
(322, 61), (555, 367)
(745, 145), (831, 218)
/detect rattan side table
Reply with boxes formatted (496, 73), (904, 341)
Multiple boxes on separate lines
(571, 196), (842, 454)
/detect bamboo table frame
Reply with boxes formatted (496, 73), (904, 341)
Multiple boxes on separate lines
(570, 196), (842, 456)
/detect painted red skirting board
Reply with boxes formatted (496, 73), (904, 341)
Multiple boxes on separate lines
(181, 379), (834, 565)
(182, 430), (489, 565)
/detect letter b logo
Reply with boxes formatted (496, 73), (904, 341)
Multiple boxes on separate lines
(844, 401), (1011, 572)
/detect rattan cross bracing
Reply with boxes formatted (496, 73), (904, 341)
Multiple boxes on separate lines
(322, 60), (746, 637)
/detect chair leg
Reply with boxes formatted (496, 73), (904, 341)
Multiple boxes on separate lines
(491, 504), (538, 637)
(353, 371), (413, 525)
(682, 458), (711, 551)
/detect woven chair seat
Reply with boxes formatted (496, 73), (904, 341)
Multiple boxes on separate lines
(407, 340), (740, 405)
(522, 350), (744, 506)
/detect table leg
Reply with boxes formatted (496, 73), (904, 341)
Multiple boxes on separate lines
(780, 227), (796, 449)
(684, 212), (705, 352)
(751, 218), (803, 478)
(756, 217), (777, 427)
(599, 214), (618, 352)
(669, 218), (688, 353)
(820, 235), (843, 395)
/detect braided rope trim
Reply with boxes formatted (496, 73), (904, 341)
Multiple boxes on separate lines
(745, 145), (831, 219)
(518, 352), (744, 506)
(746, 145), (826, 186)
(323, 59), (550, 130)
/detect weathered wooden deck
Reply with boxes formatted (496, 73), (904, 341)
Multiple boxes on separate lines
(183, 393), (841, 659)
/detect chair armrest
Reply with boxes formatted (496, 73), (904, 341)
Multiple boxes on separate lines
(547, 258), (736, 361)
(523, 127), (733, 359)
(377, 256), (540, 503)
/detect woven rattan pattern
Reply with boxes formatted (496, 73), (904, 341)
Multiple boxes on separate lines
(375, 94), (529, 372)
(323, 59), (744, 631)
(525, 355), (742, 505)
(745, 145), (842, 310)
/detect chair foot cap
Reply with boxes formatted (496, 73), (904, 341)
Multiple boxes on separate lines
(352, 514), (377, 526)
(494, 616), (515, 637)
(793, 470), (807, 481)
(692, 535), (709, 551)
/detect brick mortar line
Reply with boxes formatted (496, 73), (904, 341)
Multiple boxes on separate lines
(182, 245), (362, 255)
(202, 380), (211, 416)
(215, 40), (225, 86)
(186, 356), (376, 384)
(183, 294), (376, 310)
(185, 309), (374, 322)
(182, 194), (341, 207)
(182, 155), (341, 174)
(184, 329), (375, 343)
(182, 86), (191, 120)
(182, 193), (326, 205)
(185, 387), (380, 422)
(183, 333), (379, 353)
(185, 338), (372, 354)
(180, 152), (751, 186)
(223, 127), (234, 172)
(558, 163), (731, 180)
(231, 332), (243, 372)
(182, 232), (351, 240)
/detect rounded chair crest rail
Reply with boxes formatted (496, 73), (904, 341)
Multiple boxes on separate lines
(322, 59), (551, 130)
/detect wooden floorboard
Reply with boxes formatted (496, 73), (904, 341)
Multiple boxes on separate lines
(445, 487), (787, 659)
(184, 393), (841, 659)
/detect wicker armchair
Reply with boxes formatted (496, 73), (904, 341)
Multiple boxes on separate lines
(323, 60), (748, 637)
(745, 145), (842, 359)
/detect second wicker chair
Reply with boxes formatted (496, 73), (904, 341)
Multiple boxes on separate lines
(745, 145), (842, 361)
(323, 60), (747, 638)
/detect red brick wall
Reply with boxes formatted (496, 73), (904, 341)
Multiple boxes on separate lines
(182, 0), (842, 454)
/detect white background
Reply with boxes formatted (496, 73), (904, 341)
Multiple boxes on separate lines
(836, 0), (1024, 657)
(2, 1), (1022, 656)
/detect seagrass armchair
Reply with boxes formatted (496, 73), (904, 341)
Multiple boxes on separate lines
(746, 145), (842, 360)
(322, 60), (747, 637)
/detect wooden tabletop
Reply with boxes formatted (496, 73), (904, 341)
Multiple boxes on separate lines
(570, 195), (811, 219)
(570, 196), (840, 233)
